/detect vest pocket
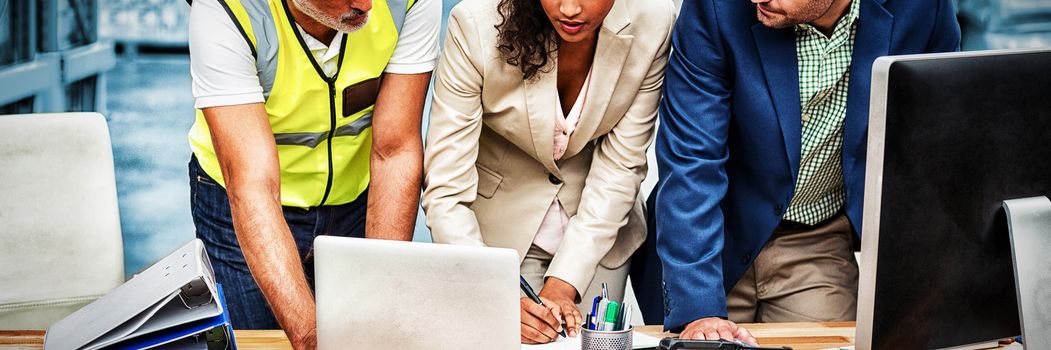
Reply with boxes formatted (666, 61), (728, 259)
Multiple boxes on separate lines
(342, 77), (381, 117)
(476, 164), (503, 199)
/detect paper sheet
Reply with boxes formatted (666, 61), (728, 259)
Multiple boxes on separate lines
(521, 331), (663, 350)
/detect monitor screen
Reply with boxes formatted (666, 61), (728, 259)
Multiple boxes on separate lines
(857, 49), (1051, 349)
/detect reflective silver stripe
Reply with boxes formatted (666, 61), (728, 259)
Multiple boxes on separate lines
(274, 113), (373, 147)
(240, 0), (279, 99)
(387, 0), (410, 34)
(273, 131), (326, 148)
(334, 112), (374, 137)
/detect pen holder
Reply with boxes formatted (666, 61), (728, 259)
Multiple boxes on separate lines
(581, 325), (632, 350)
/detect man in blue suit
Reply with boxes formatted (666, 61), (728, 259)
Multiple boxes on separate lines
(651, 0), (960, 340)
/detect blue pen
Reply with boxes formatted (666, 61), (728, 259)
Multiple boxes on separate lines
(589, 296), (601, 329)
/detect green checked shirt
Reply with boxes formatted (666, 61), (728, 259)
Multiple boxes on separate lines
(783, 0), (860, 225)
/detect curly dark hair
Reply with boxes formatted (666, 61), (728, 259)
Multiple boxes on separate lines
(495, 0), (557, 80)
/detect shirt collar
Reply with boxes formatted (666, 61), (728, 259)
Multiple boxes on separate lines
(295, 23), (345, 62)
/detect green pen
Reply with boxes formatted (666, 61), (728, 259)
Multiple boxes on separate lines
(603, 301), (619, 331)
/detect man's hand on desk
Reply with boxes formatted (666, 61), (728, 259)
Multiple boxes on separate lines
(680, 317), (757, 346)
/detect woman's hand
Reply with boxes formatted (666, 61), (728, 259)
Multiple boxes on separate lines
(520, 296), (563, 344)
(538, 277), (583, 337)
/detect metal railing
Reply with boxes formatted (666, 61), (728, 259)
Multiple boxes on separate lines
(0, 0), (115, 114)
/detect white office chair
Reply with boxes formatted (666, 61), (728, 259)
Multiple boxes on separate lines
(0, 113), (125, 330)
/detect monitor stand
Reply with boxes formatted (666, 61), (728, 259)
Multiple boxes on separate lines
(1002, 196), (1051, 350)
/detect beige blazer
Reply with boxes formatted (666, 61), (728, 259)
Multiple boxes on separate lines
(422, 0), (676, 294)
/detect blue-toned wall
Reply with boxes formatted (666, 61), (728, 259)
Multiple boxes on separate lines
(107, 54), (196, 276)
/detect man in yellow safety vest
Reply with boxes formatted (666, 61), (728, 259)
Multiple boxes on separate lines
(186, 0), (439, 347)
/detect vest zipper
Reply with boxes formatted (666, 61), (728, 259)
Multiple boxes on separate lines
(317, 81), (337, 206)
(280, 0), (351, 208)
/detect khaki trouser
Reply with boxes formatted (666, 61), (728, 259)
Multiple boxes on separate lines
(727, 214), (859, 323)
(522, 244), (631, 317)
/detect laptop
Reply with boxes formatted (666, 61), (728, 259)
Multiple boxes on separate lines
(314, 236), (520, 349)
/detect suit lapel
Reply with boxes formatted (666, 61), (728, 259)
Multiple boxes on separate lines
(523, 57), (561, 177)
(564, 0), (633, 158)
(752, 23), (802, 181)
(844, 0), (892, 165)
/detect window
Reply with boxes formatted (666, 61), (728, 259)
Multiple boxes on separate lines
(0, 0), (34, 67)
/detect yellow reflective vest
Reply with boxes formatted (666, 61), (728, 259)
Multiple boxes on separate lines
(188, 0), (415, 208)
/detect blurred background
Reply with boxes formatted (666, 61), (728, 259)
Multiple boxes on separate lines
(0, 0), (1050, 277)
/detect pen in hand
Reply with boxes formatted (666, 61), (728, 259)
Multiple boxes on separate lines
(520, 276), (568, 339)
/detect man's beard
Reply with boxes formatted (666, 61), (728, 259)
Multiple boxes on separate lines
(757, 0), (832, 29)
(294, 0), (370, 33)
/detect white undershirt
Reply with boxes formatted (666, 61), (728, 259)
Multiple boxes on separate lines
(297, 23), (344, 78)
(532, 69), (593, 254)
(189, 0), (441, 109)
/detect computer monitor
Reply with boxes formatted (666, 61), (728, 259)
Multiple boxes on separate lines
(857, 49), (1051, 349)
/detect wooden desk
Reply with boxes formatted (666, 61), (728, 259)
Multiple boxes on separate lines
(639, 323), (855, 350)
(0, 322), (854, 349)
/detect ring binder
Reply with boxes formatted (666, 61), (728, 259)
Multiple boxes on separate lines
(44, 239), (237, 350)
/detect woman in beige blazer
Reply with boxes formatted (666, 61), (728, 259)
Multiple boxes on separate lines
(422, 0), (674, 343)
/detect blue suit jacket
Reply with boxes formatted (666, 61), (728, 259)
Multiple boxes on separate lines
(653, 0), (960, 331)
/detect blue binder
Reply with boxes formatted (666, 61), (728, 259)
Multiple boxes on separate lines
(112, 284), (237, 350)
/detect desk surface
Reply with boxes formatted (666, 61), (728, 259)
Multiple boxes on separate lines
(0, 322), (855, 350)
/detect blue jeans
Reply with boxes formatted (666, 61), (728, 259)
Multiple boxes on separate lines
(189, 156), (367, 329)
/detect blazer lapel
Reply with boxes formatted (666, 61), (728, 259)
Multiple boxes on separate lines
(564, 0), (633, 158)
(523, 57), (562, 177)
(752, 23), (802, 181)
(844, 0), (892, 167)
